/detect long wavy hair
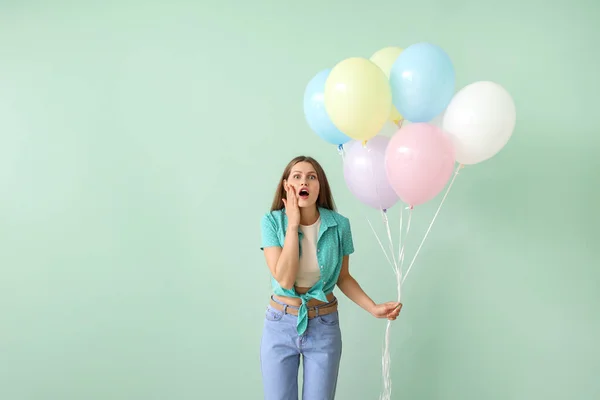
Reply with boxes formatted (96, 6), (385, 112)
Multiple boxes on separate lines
(270, 156), (336, 212)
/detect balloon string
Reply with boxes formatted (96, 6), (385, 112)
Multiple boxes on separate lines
(402, 163), (462, 285)
(381, 208), (399, 275)
(397, 208), (405, 300)
(366, 216), (395, 271)
(397, 207), (413, 299)
(379, 212), (399, 400)
(378, 209), (398, 400)
(379, 204), (413, 400)
(398, 206), (404, 265)
(379, 319), (393, 400)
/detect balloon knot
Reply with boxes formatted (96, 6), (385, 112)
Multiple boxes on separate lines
(362, 140), (367, 148)
(338, 144), (343, 151)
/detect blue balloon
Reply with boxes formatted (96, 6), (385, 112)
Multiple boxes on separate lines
(390, 43), (455, 123)
(303, 69), (351, 146)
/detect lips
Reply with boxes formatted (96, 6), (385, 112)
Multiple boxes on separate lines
(298, 188), (309, 199)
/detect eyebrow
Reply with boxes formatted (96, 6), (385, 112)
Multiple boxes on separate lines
(291, 170), (316, 175)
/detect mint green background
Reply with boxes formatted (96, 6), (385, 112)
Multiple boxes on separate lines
(1, 1), (599, 399)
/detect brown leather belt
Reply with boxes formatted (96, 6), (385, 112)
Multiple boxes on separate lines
(269, 296), (338, 318)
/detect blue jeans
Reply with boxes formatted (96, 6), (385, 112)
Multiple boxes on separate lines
(260, 297), (343, 400)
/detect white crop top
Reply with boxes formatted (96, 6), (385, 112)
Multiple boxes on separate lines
(296, 217), (321, 288)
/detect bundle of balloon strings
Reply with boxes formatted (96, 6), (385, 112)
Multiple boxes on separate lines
(367, 165), (461, 400)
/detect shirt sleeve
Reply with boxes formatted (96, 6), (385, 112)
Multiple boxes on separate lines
(260, 213), (281, 250)
(341, 217), (355, 256)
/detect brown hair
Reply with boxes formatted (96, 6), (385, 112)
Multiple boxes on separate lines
(270, 156), (336, 212)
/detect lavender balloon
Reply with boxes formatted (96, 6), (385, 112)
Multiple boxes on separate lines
(343, 135), (399, 210)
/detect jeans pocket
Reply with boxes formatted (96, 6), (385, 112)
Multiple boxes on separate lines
(317, 311), (339, 326)
(265, 306), (283, 322)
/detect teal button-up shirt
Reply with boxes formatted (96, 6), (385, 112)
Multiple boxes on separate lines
(260, 207), (355, 335)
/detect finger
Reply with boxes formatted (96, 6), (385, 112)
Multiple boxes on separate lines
(387, 308), (400, 318)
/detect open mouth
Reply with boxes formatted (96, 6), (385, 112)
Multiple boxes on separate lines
(298, 189), (309, 199)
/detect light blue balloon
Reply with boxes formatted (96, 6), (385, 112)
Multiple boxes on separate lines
(303, 69), (351, 146)
(390, 43), (455, 123)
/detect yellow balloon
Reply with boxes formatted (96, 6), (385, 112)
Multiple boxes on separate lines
(324, 57), (392, 141)
(370, 46), (403, 78)
(390, 106), (403, 126)
(370, 46), (404, 125)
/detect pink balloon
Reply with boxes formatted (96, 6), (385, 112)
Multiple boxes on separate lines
(385, 123), (456, 207)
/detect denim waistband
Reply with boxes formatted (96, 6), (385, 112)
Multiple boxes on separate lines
(270, 295), (337, 312)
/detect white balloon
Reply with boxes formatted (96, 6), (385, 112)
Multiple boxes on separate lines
(442, 81), (516, 165)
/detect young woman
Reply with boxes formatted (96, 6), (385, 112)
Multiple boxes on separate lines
(259, 155), (402, 400)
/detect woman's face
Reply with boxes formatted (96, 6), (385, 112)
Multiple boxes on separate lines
(283, 161), (320, 208)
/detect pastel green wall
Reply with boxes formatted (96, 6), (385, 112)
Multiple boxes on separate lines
(1, 1), (598, 399)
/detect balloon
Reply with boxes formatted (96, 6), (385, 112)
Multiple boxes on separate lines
(343, 135), (399, 210)
(389, 104), (403, 127)
(385, 123), (455, 207)
(442, 81), (516, 165)
(303, 69), (352, 146)
(370, 46), (404, 125)
(324, 57), (392, 142)
(389, 42), (455, 123)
